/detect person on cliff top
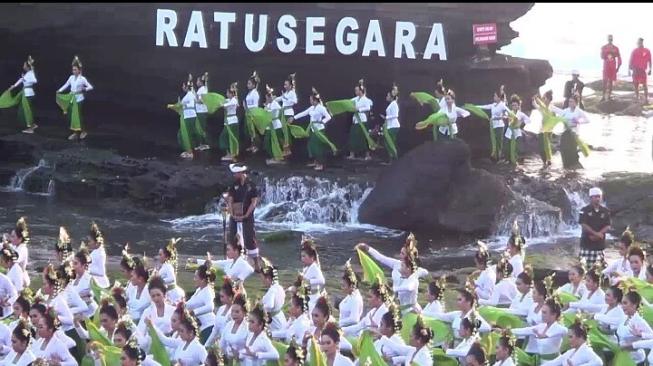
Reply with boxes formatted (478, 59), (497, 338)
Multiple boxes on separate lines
(579, 187), (611, 267)
(438, 89), (471, 139)
(378, 83), (401, 164)
(220, 82), (240, 162)
(4, 55), (38, 134)
(559, 95), (590, 170)
(347, 79), (374, 161)
(274, 73), (298, 158)
(477, 85), (509, 162)
(243, 71), (262, 154)
(263, 84), (285, 165)
(629, 37), (652, 104)
(57, 55), (94, 141)
(194, 72), (211, 152)
(601, 34), (622, 102)
(563, 70), (585, 109)
(293, 87), (335, 171)
(503, 94), (531, 166)
(226, 163), (261, 272)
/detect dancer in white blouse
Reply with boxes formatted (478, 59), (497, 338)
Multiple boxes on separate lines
(176, 75), (199, 159)
(204, 239), (255, 285)
(506, 222), (525, 279)
(393, 252), (422, 314)
(126, 257), (151, 324)
(31, 309), (77, 366)
(1, 247), (22, 295)
(0, 319), (36, 366)
(148, 305), (183, 359)
(6, 55), (38, 134)
(362, 303), (406, 365)
(71, 248), (98, 318)
(473, 241), (497, 302)
(347, 79), (374, 161)
(391, 315), (434, 366)
(304, 296), (352, 353)
(293, 87), (334, 171)
(219, 82), (240, 161)
(244, 71), (262, 154)
(465, 342), (489, 366)
(479, 254), (517, 307)
(541, 319), (603, 366)
(185, 262), (216, 344)
(477, 85), (509, 161)
(194, 72), (211, 151)
(422, 276), (446, 318)
(338, 259), (363, 329)
(172, 304), (208, 366)
(433, 281), (491, 345)
(623, 245), (648, 281)
(315, 322), (354, 366)
(557, 263), (588, 298)
(438, 90), (471, 139)
(512, 298), (568, 362)
(506, 267), (535, 318)
(504, 94), (532, 164)
(342, 278), (390, 337)
(263, 85), (286, 165)
(41, 264), (78, 345)
(594, 285), (626, 338)
(136, 276), (175, 350)
(565, 265), (606, 315)
(158, 238), (185, 305)
(379, 83), (400, 162)
(558, 95), (590, 169)
(296, 238), (325, 312)
(58, 260), (88, 320)
(220, 293), (250, 362)
(7, 290), (31, 334)
(205, 277), (236, 346)
(492, 331), (517, 366)
(260, 257), (287, 332)
(617, 289), (653, 364)
(87, 222), (109, 288)
(275, 73), (298, 157)
(270, 288), (311, 344)
(6, 217), (30, 289)
(239, 303), (280, 366)
(121, 338), (159, 366)
(57, 55), (93, 141)
(445, 315), (482, 362)
(603, 227), (633, 285)
(74, 299), (120, 344)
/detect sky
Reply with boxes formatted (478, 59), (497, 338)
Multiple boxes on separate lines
(500, 3), (653, 79)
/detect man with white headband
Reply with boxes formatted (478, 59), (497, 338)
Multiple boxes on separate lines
(563, 70), (585, 109)
(578, 187), (611, 266)
(226, 163), (261, 271)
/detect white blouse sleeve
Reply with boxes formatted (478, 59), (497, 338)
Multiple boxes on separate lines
(293, 107), (311, 120)
(186, 288), (213, 316)
(367, 247), (401, 270)
(82, 76), (94, 92)
(57, 76), (72, 93)
(12, 76), (24, 89)
(320, 105), (332, 124)
(456, 107), (471, 118)
(255, 336), (280, 361)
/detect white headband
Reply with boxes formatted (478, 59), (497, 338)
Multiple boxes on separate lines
(229, 164), (247, 173)
(589, 187), (602, 197)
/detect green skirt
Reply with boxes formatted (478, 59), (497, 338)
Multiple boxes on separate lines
(69, 99), (84, 132)
(493, 127), (505, 158)
(177, 117), (196, 152)
(349, 122), (369, 154)
(560, 129), (580, 168)
(196, 112), (209, 145)
(264, 128), (283, 159)
(308, 131), (330, 163)
(538, 132), (552, 163)
(385, 127), (399, 159)
(17, 95), (34, 128)
(219, 123), (239, 156)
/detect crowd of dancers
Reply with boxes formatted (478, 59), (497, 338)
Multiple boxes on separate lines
(0, 215), (652, 366)
(1, 54), (593, 172)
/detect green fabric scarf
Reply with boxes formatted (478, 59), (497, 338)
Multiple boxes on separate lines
(326, 99), (377, 150)
(356, 248), (386, 284)
(56, 92), (81, 131)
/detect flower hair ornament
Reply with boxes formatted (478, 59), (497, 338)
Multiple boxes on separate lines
(543, 272), (556, 299)
(249, 70), (260, 86)
(414, 315), (434, 339)
(498, 252), (512, 279)
(386, 301), (403, 333)
(265, 84), (275, 99)
(56, 226), (73, 258)
(250, 300), (272, 335)
(467, 309), (483, 337)
(1, 246), (18, 262)
(43, 263), (61, 294)
(121, 243), (135, 270)
(476, 240), (490, 265)
(261, 256), (279, 283)
(300, 235), (320, 266)
(373, 273), (392, 304)
(404, 232), (419, 258)
(343, 258), (358, 289)
(15, 216), (30, 244)
(433, 276), (447, 301)
(25, 55), (35, 70)
(287, 336), (306, 366)
(89, 222), (104, 246)
(164, 237), (180, 273)
(509, 220), (526, 253)
(71, 55), (83, 68)
(206, 344), (226, 366)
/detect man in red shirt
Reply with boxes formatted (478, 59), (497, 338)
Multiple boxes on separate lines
(629, 37), (652, 104)
(600, 34), (621, 101)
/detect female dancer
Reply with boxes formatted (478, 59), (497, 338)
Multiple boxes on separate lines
(541, 318), (603, 366)
(297, 238), (325, 311)
(602, 227), (633, 285)
(172, 303), (208, 366)
(338, 259), (363, 329)
(342, 277), (390, 338)
(136, 276), (175, 348)
(126, 256), (151, 324)
(293, 88), (334, 171)
(158, 238), (185, 305)
(0, 319), (36, 366)
(186, 262), (216, 344)
(445, 314), (482, 362)
(366, 303), (406, 364)
(204, 238), (254, 284)
(87, 222), (110, 288)
(504, 94), (531, 165)
(438, 90), (471, 139)
(493, 331), (517, 366)
(270, 287), (311, 344)
(625, 245), (648, 280)
(283, 339), (306, 366)
(391, 315), (434, 366)
(205, 277), (236, 346)
(473, 241), (496, 302)
(220, 293), (250, 362)
(260, 257), (287, 332)
(73, 299), (120, 342)
(177, 75), (198, 159)
(71, 248), (98, 318)
(525, 279), (550, 329)
(31, 307), (77, 365)
(6, 55), (38, 134)
(565, 264), (606, 315)
(393, 252), (422, 314)
(531, 90), (562, 168)
(220, 82), (240, 161)
(55, 227), (73, 263)
(8, 289), (32, 333)
(512, 298), (568, 363)
(275, 73), (298, 157)
(264, 84), (285, 165)
(506, 222), (525, 278)
(244, 71), (261, 154)
(593, 285), (625, 338)
(379, 83), (400, 163)
(506, 266), (534, 318)
(477, 85), (509, 161)
(464, 342), (487, 366)
(616, 289), (653, 364)
(479, 254), (517, 307)
(239, 303), (280, 365)
(304, 296), (352, 354)
(317, 322), (354, 366)
(1, 247), (23, 293)
(558, 95), (590, 169)
(421, 276), (446, 318)
(557, 263), (588, 297)
(29, 301), (76, 350)
(435, 281), (491, 346)
(146, 303), (183, 359)
(6, 217), (30, 288)
(57, 55), (94, 141)
(42, 264), (78, 353)
(57, 260), (88, 320)
(121, 339), (150, 366)
(347, 79), (374, 161)
(194, 72), (211, 151)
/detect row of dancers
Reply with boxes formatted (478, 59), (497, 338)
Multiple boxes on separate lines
(0, 216), (648, 365)
(2, 55), (591, 171)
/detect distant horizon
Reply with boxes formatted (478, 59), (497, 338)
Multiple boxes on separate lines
(500, 3), (653, 79)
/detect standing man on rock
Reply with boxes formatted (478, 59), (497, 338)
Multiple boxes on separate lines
(629, 37), (652, 104)
(578, 187), (611, 267)
(563, 70), (585, 109)
(227, 163), (261, 271)
(601, 34), (622, 102)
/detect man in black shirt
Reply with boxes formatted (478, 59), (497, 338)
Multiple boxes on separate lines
(578, 187), (611, 267)
(564, 70), (585, 109)
(227, 163), (261, 271)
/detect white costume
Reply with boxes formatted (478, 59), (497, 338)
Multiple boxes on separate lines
(0, 349), (36, 366)
(301, 262), (326, 310)
(445, 335), (480, 361)
(566, 288), (606, 315)
(342, 303), (388, 338)
(478, 277), (517, 307)
(422, 300), (445, 318)
(180, 90), (197, 120)
(220, 319), (249, 360)
(338, 289), (364, 328)
(12, 70), (37, 97)
(616, 313), (653, 363)
(265, 100), (283, 130)
(391, 344), (433, 366)
(126, 284), (151, 322)
(205, 304), (233, 346)
(557, 282), (588, 298)
(475, 265), (497, 301)
(602, 256), (631, 286)
(245, 89), (260, 110)
(0, 273), (17, 318)
(10, 244), (29, 288)
(366, 247), (429, 288)
(238, 332), (280, 366)
(559, 106), (589, 133)
(172, 338), (208, 366)
(275, 89), (297, 117)
(478, 101), (509, 129)
(435, 309), (491, 343)
(262, 283), (287, 331)
(438, 103), (471, 136)
(540, 342), (603, 366)
(57, 74), (93, 103)
(294, 104), (332, 132)
(506, 290), (534, 317)
(89, 246), (110, 288)
(71, 271), (98, 318)
(158, 261), (185, 305)
(508, 253), (524, 279)
(223, 96), (239, 125)
(270, 312), (311, 344)
(31, 336), (78, 366)
(205, 256), (255, 283)
(393, 273), (421, 314)
(512, 322), (568, 356)
(196, 85), (208, 114)
(505, 110), (531, 139)
(351, 95), (373, 123)
(185, 285), (215, 332)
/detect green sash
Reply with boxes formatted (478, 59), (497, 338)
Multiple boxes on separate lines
(56, 92), (81, 131)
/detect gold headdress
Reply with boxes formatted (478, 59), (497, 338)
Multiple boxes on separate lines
(287, 73), (297, 89)
(15, 216), (29, 243)
(390, 82), (399, 98)
(498, 251), (512, 278)
(25, 55), (35, 69)
(523, 263), (534, 279)
(201, 71), (209, 84)
(311, 87), (322, 103)
(387, 301), (402, 333)
(510, 220), (526, 251)
(500, 328), (516, 349)
(373, 273), (392, 303)
(57, 226), (71, 251)
(431, 276), (447, 301)
(621, 226), (635, 244)
(287, 337), (306, 365)
(265, 84), (275, 98)
(121, 243), (135, 270)
(579, 257), (588, 275)
(1, 246), (18, 262)
(71, 55), (82, 68)
(464, 276), (477, 300)
(476, 240), (490, 265)
(405, 232), (418, 257)
(185, 73), (194, 90)
(543, 272), (555, 298)
(468, 309), (482, 336)
(89, 222), (104, 246)
(343, 258), (358, 288)
(249, 70), (260, 85)
(260, 256), (279, 283)
(229, 81), (238, 96)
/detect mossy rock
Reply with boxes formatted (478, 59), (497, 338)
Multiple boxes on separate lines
(259, 230), (303, 243)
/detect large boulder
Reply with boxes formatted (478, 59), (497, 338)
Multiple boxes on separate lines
(600, 172), (653, 242)
(358, 139), (513, 235)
